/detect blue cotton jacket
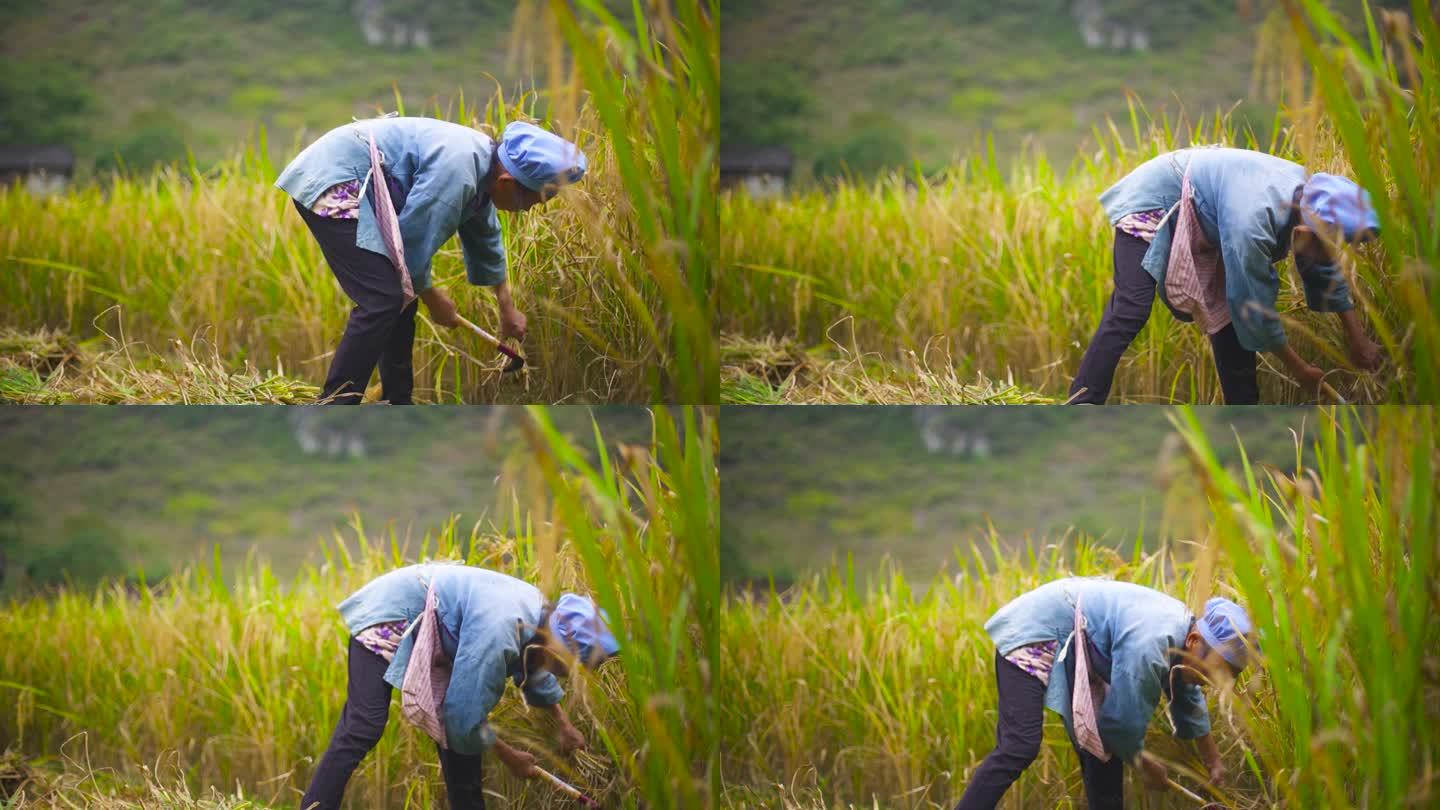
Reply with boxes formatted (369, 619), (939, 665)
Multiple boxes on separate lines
(337, 563), (564, 754)
(275, 117), (506, 291)
(1099, 147), (1353, 353)
(985, 578), (1210, 761)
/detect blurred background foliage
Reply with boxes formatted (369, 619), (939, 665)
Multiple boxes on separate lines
(720, 0), (1411, 181)
(0, 406), (651, 595)
(0, 0), (533, 175)
(718, 406), (1327, 581)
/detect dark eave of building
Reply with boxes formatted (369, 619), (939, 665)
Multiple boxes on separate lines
(719, 144), (794, 176)
(0, 144), (76, 172)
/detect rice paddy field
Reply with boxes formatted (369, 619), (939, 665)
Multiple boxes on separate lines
(0, 328), (319, 404)
(0, 406), (720, 809)
(718, 2), (1439, 405)
(0, 2), (717, 405)
(716, 405), (1438, 808)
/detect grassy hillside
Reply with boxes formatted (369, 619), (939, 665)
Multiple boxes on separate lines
(718, 406), (1319, 580)
(0, 0), (523, 171)
(721, 0), (1405, 174)
(0, 407), (651, 593)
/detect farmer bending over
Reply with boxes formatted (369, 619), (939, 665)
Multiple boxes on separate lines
(276, 117), (586, 404)
(301, 563), (618, 810)
(954, 577), (1254, 810)
(1070, 147), (1382, 404)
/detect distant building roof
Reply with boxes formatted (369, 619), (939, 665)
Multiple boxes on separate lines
(720, 145), (794, 176)
(0, 145), (75, 173)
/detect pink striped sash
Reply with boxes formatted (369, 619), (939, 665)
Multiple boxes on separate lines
(1164, 173), (1231, 335)
(1071, 595), (1111, 762)
(367, 131), (416, 304)
(400, 581), (451, 749)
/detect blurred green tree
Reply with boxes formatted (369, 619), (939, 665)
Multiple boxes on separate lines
(812, 113), (911, 180)
(720, 61), (814, 148)
(94, 110), (189, 173)
(0, 57), (97, 145)
(24, 515), (128, 590)
(0, 471), (26, 589)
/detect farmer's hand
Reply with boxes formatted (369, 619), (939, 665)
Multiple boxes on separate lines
(1206, 757), (1227, 788)
(556, 721), (587, 755)
(421, 287), (462, 329)
(493, 281), (526, 343)
(496, 743), (539, 780)
(499, 302), (527, 343)
(1195, 732), (1225, 788)
(1138, 753), (1169, 792)
(1347, 335), (1382, 372)
(1338, 309), (1382, 372)
(1295, 363), (1327, 396)
(1274, 344), (1325, 397)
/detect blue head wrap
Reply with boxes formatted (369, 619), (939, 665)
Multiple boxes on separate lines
(1197, 596), (1255, 670)
(498, 121), (587, 193)
(548, 593), (619, 667)
(1300, 173), (1380, 242)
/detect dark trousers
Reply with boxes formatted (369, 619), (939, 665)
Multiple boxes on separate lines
(301, 637), (485, 810)
(954, 652), (1124, 810)
(295, 202), (417, 405)
(1069, 229), (1260, 404)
